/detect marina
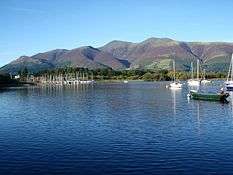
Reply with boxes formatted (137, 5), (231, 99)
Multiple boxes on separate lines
(18, 71), (95, 86)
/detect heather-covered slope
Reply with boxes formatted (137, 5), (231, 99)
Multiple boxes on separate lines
(1, 37), (233, 74)
(100, 38), (233, 71)
(0, 47), (128, 74)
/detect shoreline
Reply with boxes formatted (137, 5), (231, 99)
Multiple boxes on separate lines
(0, 78), (227, 89)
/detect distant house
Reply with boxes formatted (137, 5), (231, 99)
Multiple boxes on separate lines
(14, 75), (20, 79)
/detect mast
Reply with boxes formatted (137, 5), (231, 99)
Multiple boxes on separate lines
(197, 59), (199, 80)
(231, 54), (233, 81)
(191, 62), (194, 79)
(203, 69), (206, 80)
(227, 56), (232, 81)
(173, 60), (176, 82)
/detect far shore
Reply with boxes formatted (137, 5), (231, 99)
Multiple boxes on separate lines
(0, 78), (228, 89)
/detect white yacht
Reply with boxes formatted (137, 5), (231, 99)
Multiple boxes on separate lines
(201, 69), (211, 84)
(187, 60), (200, 86)
(79, 72), (95, 84)
(169, 60), (182, 89)
(225, 53), (233, 91)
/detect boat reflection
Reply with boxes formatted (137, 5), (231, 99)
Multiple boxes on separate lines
(171, 88), (182, 117)
(197, 101), (201, 133)
(171, 89), (177, 116)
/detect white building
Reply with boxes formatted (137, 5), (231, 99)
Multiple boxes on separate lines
(14, 75), (20, 79)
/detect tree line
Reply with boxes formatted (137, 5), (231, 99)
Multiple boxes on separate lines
(0, 74), (21, 87)
(33, 67), (227, 81)
(1, 66), (228, 83)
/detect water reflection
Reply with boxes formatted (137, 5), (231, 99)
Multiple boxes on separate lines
(196, 101), (201, 133)
(171, 89), (178, 116)
(21, 84), (95, 96)
(170, 88), (182, 124)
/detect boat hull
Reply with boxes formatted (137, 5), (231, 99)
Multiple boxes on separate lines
(225, 82), (233, 91)
(190, 91), (229, 103)
(169, 82), (182, 89)
(187, 80), (200, 86)
(226, 86), (233, 91)
(201, 80), (211, 84)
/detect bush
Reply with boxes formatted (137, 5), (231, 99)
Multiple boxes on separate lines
(142, 72), (154, 81)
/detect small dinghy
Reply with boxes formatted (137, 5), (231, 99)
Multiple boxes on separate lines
(188, 90), (229, 103)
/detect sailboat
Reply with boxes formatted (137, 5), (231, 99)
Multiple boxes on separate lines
(187, 60), (200, 86)
(79, 72), (94, 84)
(169, 60), (182, 89)
(225, 53), (233, 91)
(201, 69), (211, 84)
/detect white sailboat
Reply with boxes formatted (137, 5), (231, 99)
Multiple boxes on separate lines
(80, 72), (94, 84)
(187, 60), (200, 86)
(225, 53), (233, 91)
(201, 69), (211, 84)
(169, 60), (182, 89)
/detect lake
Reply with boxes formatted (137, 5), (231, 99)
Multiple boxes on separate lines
(1, 81), (233, 175)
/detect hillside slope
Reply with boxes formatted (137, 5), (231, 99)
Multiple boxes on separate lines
(1, 37), (233, 74)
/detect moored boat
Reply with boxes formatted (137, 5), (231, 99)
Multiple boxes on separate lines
(188, 79), (200, 86)
(187, 60), (201, 86)
(170, 82), (182, 89)
(168, 60), (182, 89)
(225, 53), (233, 91)
(201, 79), (211, 84)
(201, 69), (211, 84)
(189, 90), (229, 103)
(225, 81), (233, 91)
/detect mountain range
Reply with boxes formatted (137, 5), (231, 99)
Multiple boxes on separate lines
(1, 37), (233, 74)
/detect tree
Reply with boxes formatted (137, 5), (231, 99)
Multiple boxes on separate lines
(22, 67), (29, 77)
(142, 72), (154, 81)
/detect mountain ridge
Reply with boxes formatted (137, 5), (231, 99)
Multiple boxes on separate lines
(1, 37), (233, 74)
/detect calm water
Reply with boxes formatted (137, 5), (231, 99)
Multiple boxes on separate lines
(1, 81), (233, 175)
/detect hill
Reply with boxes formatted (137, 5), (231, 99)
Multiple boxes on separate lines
(1, 37), (233, 74)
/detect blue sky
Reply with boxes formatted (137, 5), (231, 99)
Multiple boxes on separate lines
(0, 0), (233, 66)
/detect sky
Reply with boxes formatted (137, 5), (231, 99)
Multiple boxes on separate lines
(0, 0), (233, 66)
